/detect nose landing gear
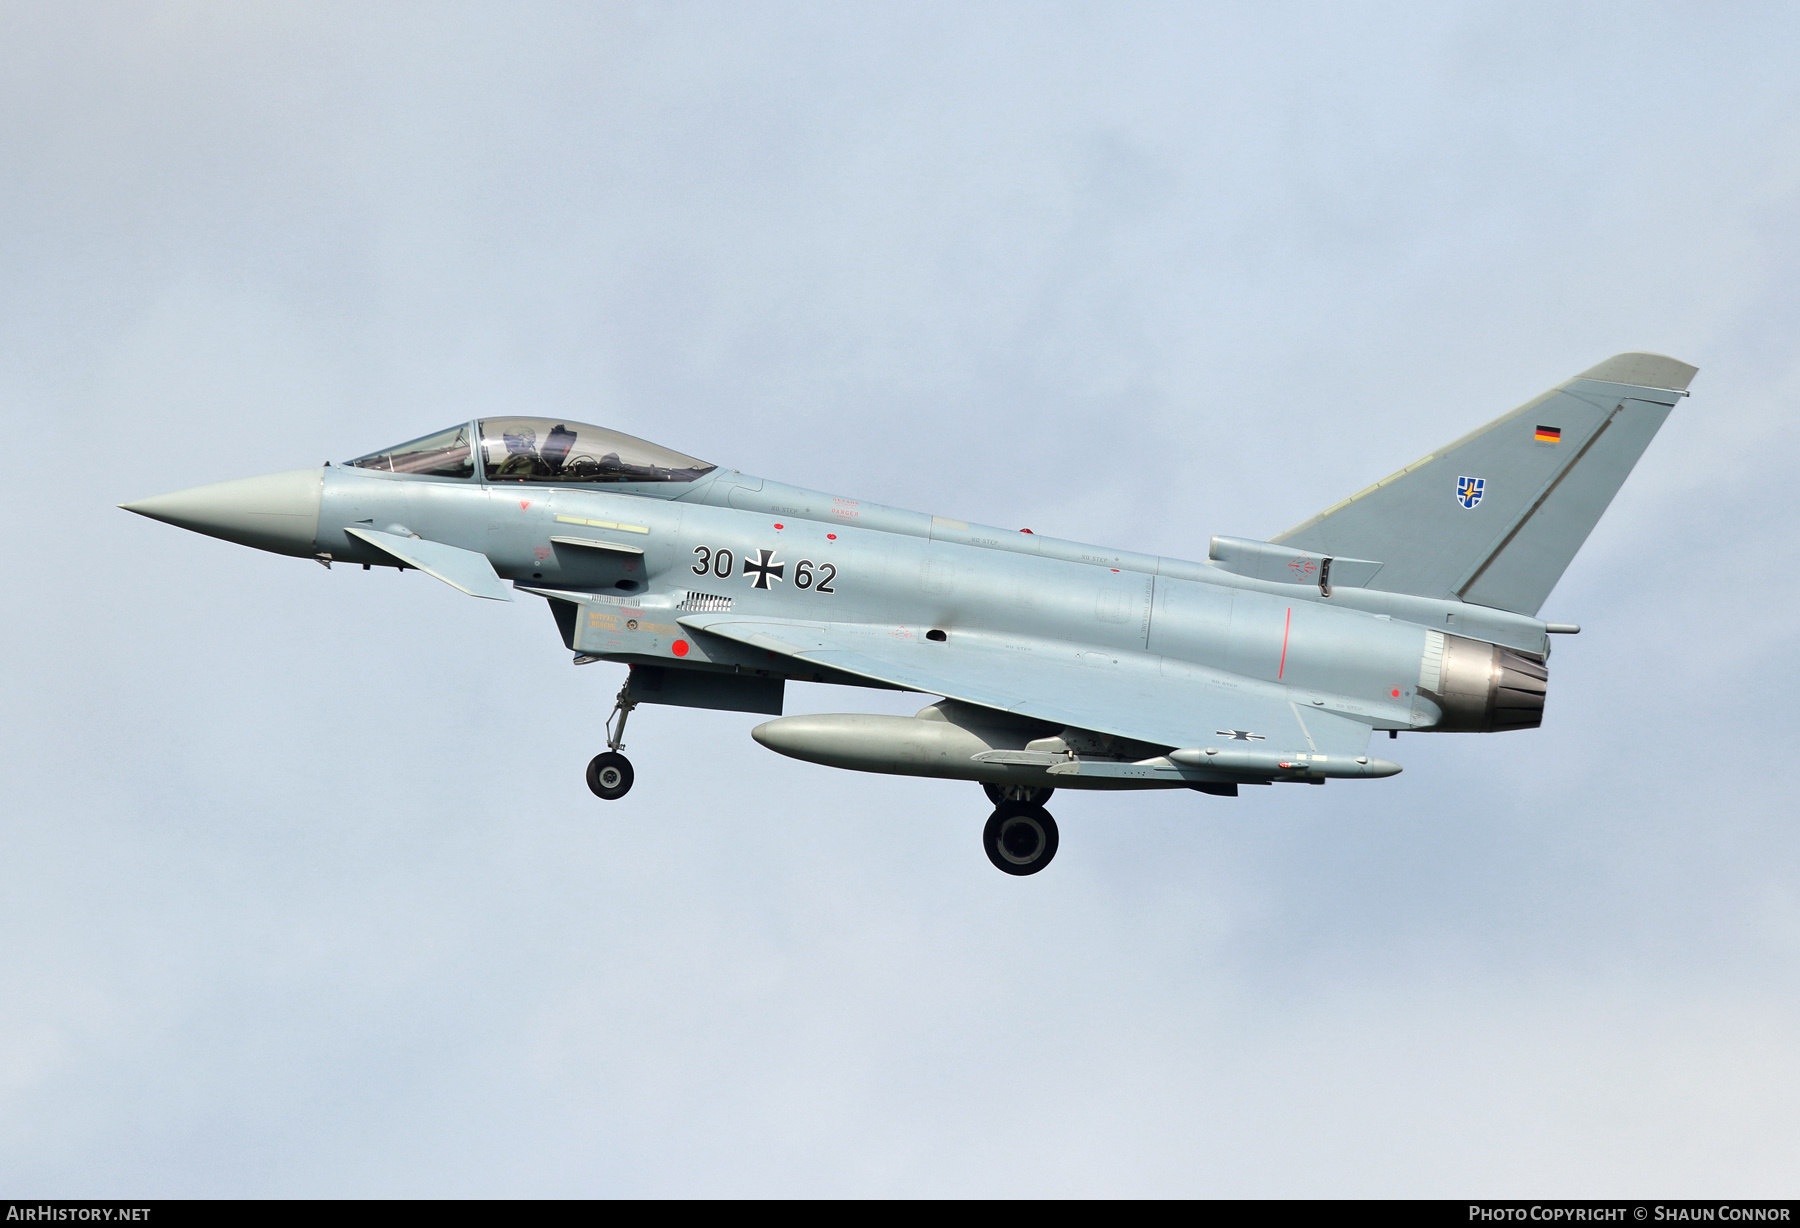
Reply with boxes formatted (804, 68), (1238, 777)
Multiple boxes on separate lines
(983, 801), (1059, 876)
(586, 751), (634, 800)
(587, 682), (638, 800)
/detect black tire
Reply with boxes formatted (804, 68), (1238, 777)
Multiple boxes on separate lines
(586, 751), (634, 800)
(983, 802), (1059, 876)
(981, 782), (1055, 807)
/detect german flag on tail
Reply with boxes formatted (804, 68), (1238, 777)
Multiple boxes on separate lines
(1534, 425), (1562, 443)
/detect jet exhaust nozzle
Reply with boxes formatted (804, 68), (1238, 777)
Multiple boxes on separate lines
(1420, 634), (1548, 733)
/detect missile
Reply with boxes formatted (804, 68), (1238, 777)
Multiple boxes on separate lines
(1167, 747), (1402, 779)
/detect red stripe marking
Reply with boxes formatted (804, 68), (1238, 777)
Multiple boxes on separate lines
(1277, 607), (1291, 679)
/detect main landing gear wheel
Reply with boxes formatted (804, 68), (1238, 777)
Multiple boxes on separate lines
(586, 751), (634, 800)
(984, 802), (1059, 876)
(982, 782), (1054, 807)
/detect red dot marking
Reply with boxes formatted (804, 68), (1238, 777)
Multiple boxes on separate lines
(1111, 568), (1120, 573)
(774, 523), (784, 529)
(672, 640), (689, 658)
(1391, 688), (1401, 698)
(1020, 528), (1034, 534)
(826, 533), (836, 540)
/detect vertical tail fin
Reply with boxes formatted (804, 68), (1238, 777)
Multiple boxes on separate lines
(1273, 353), (1696, 616)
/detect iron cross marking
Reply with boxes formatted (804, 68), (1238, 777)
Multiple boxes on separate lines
(743, 548), (786, 589)
(1216, 729), (1266, 742)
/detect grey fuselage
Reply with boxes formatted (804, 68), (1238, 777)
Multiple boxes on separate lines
(134, 355), (1701, 799)
(259, 449), (1553, 759)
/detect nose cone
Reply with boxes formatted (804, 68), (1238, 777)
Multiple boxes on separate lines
(121, 468), (324, 557)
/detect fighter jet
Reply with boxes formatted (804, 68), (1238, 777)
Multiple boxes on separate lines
(122, 352), (1694, 875)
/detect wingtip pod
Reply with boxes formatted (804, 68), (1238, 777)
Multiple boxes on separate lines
(1574, 352), (1699, 392)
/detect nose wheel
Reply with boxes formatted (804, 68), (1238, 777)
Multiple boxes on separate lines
(587, 681), (638, 801)
(984, 802), (1059, 876)
(587, 751), (634, 800)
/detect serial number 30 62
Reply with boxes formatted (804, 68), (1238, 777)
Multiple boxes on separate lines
(692, 545), (836, 593)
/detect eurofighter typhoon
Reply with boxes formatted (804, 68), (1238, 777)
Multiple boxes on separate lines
(123, 353), (1694, 874)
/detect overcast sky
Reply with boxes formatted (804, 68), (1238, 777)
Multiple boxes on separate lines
(4, 1), (1799, 1197)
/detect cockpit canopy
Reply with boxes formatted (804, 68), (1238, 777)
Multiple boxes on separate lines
(346, 418), (715, 485)
(478, 417), (714, 484)
(346, 423), (474, 477)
